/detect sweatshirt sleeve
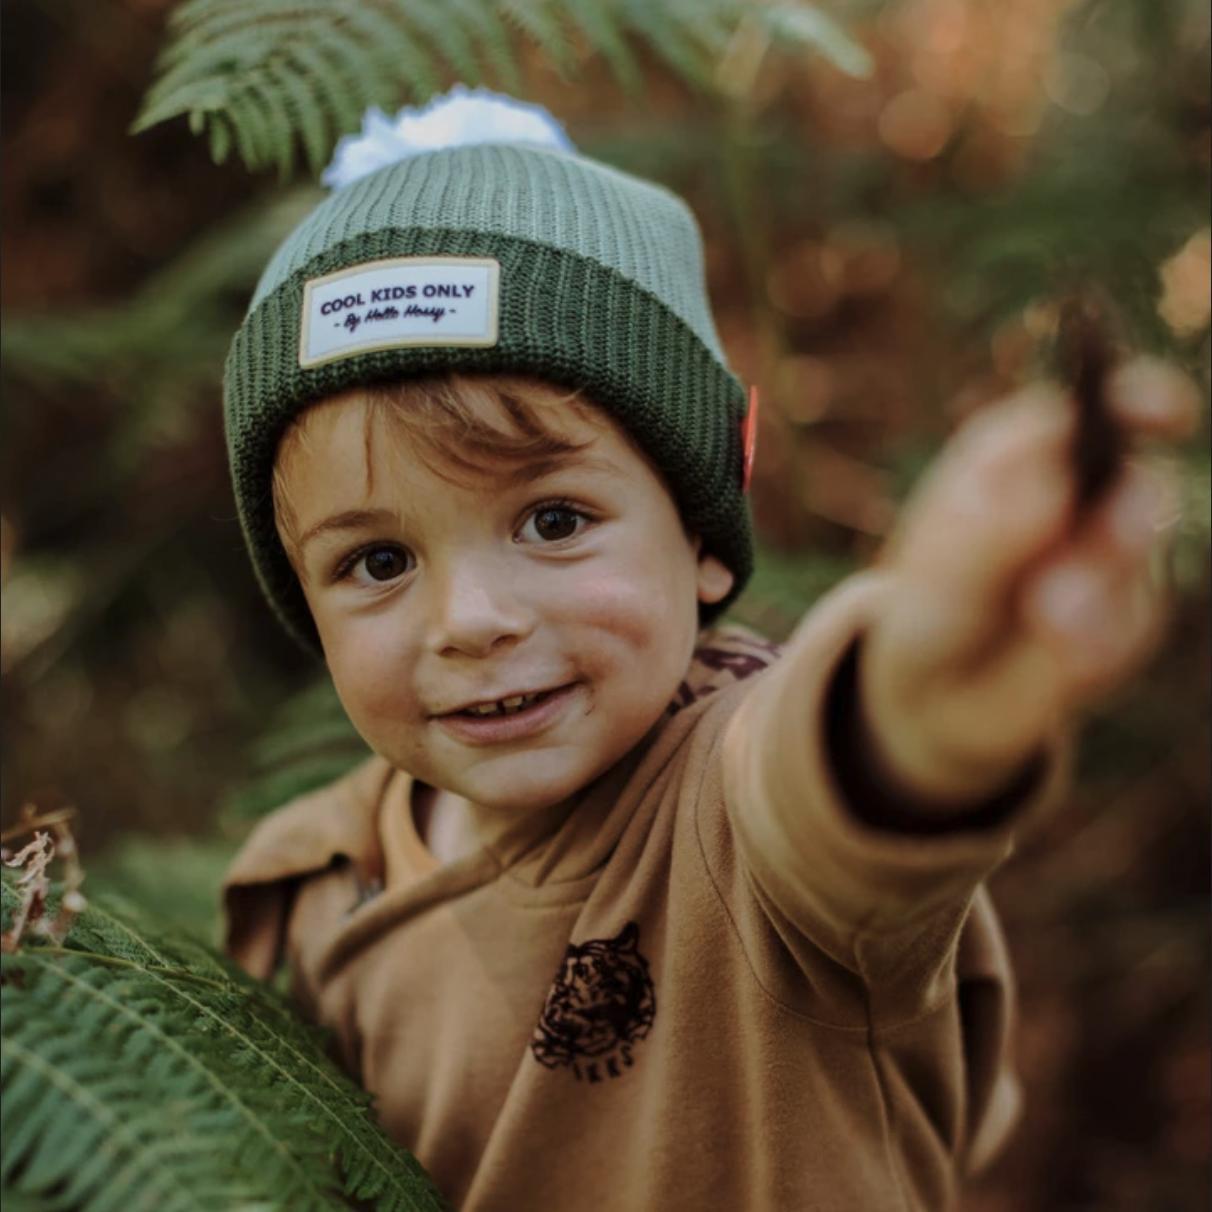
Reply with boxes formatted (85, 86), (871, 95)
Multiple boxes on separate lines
(721, 570), (1068, 1019)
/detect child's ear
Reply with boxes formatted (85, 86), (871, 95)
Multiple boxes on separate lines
(693, 539), (734, 605)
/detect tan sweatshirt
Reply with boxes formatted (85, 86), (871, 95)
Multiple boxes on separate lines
(224, 573), (1062, 1211)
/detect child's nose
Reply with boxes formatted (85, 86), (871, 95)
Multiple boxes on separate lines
(424, 560), (535, 658)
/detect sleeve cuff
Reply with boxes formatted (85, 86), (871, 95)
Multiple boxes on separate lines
(826, 636), (1050, 837)
(723, 571), (1071, 946)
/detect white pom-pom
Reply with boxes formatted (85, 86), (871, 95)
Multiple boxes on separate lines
(322, 86), (575, 189)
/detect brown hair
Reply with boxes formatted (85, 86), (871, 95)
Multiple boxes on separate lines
(271, 374), (600, 560)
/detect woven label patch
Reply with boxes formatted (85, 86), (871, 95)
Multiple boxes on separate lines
(299, 256), (500, 368)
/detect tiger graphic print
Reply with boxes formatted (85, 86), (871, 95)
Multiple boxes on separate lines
(531, 922), (656, 1082)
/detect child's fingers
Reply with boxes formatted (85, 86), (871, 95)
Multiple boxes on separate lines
(1105, 356), (1204, 439)
(1020, 558), (1165, 701)
(864, 366), (1193, 792)
(890, 388), (1076, 645)
(871, 553), (1165, 792)
(1017, 457), (1172, 682)
(929, 560), (1162, 767)
(1055, 459), (1174, 574)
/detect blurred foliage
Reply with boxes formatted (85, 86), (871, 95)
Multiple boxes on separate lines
(2, 0), (1209, 1208)
(3, 189), (321, 394)
(83, 835), (240, 946)
(898, 1), (1210, 350)
(221, 678), (371, 826)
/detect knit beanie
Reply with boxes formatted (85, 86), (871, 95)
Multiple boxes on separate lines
(224, 137), (754, 653)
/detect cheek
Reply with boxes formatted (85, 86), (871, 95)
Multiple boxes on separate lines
(549, 545), (699, 669)
(321, 616), (420, 734)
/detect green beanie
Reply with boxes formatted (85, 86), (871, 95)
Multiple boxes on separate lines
(224, 142), (754, 652)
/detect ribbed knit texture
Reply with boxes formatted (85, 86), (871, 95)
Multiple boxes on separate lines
(225, 144), (753, 652)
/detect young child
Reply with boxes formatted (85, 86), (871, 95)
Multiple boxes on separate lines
(220, 123), (1196, 1211)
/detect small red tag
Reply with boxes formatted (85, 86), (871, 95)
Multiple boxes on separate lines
(740, 385), (760, 493)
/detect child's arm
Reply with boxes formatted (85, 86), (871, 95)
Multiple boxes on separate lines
(722, 357), (1199, 945)
(858, 356), (1198, 809)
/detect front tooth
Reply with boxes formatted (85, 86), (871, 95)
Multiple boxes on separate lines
(501, 696), (526, 710)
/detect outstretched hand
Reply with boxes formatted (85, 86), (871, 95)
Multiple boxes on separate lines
(860, 357), (1202, 806)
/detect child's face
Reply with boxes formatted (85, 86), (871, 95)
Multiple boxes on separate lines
(276, 382), (734, 814)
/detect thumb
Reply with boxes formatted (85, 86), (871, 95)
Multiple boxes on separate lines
(885, 389), (1077, 658)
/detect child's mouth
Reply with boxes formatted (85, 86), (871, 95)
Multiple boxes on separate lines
(437, 683), (579, 744)
(458, 689), (554, 718)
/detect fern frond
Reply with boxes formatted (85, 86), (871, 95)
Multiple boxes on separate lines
(616, 0), (713, 91)
(266, 56), (330, 175)
(757, 1), (874, 78)
(248, 76), (300, 179)
(446, 0), (523, 93)
(288, 38), (370, 151)
(393, 1), (480, 91)
(666, 0), (738, 60)
(339, 7), (441, 104)
(1, 187), (320, 404)
(85, 837), (238, 945)
(1, 1036), (261, 1211)
(206, 111), (233, 163)
(1, 875), (445, 1212)
(223, 674), (370, 822)
(231, 84), (277, 173)
(563, 0), (642, 93)
(227, 98), (262, 173)
(135, 0), (871, 177)
(498, 0), (573, 77)
(165, 0), (329, 66)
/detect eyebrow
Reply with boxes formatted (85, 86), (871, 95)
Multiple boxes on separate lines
(507, 450), (618, 483)
(297, 508), (398, 552)
(294, 451), (621, 552)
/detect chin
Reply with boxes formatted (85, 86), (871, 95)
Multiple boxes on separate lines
(455, 751), (606, 812)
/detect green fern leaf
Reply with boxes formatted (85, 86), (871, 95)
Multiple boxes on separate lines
(391, 0), (482, 88)
(250, 76), (300, 179)
(207, 111), (233, 163)
(136, 10), (286, 128)
(243, 81), (286, 173)
(757, 1), (874, 78)
(168, 0), (328, 49)
(498, 0), (573, 77)
(0, 1187), (55, 1210)
(665, 0), (738, 60)
(251, 713), (370, 767)
(133, 76), (230, 135)
(444, 0), (523, 93)
(288, 38), (369, 151)
(564, 0), (642, 93)
(266, 57), (332, 176)
(1, 875), (445, 1212)
(85, 837), (239, 945)
(222, 673), (369, 821)
(327, 25), (408, 124)
(616, 0), (712, 91)
(225, 751), (370, 822)
(226, 95), (264, 171)
(136, 0), (869, 176)
(337, 6), (440, 104)
(1, 186), (320, 399)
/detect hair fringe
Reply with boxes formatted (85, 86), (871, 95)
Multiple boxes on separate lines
(271, 374), (596, 561)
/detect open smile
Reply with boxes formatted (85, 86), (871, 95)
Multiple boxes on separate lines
(434, 682), (581, 745)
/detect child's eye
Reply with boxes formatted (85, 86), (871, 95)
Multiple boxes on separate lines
(517, 502), (592, 544)
(338, 544), (414, 585)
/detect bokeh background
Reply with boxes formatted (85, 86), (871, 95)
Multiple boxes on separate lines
(2, 1), (1208, 1208)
